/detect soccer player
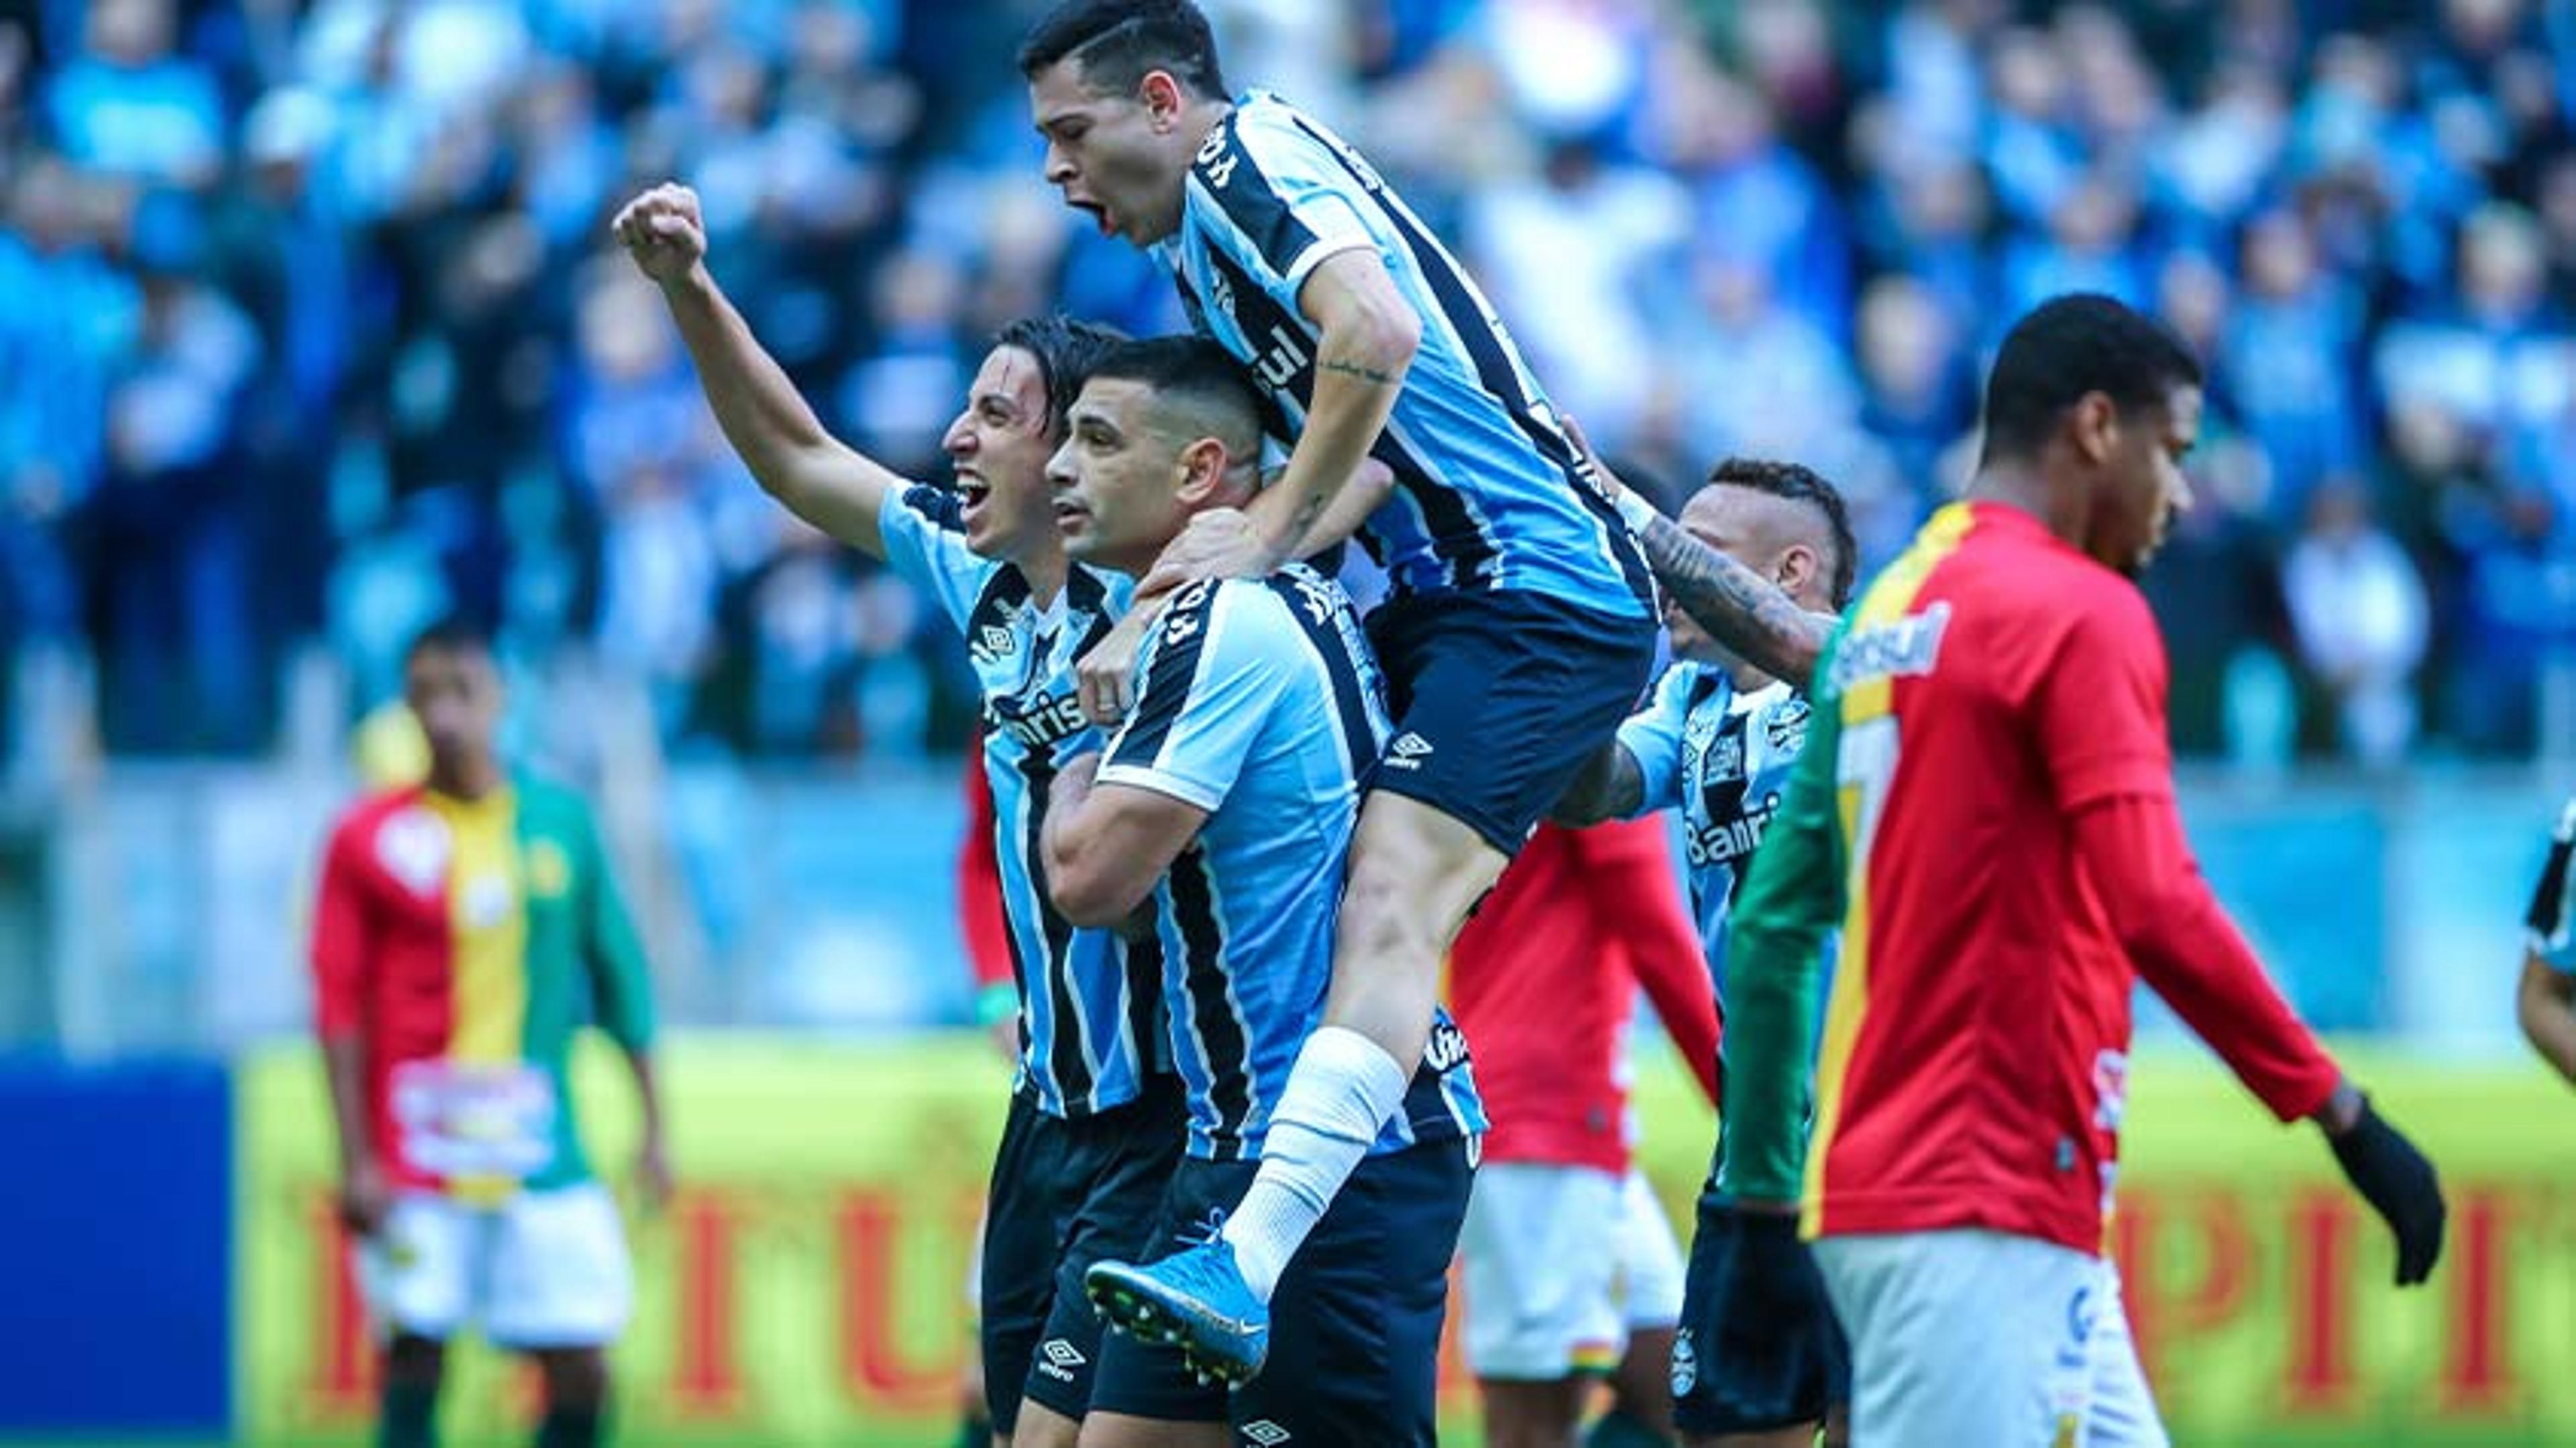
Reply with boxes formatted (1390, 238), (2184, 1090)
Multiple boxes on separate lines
(2516, 797), (2576, 1084)
(1038, 335), (1480, 1447)
(312, 620), (667, 1448)
(1554, 459), (1858, 1448)
(1715, 294), (2447, 1446)
(1018, 1), (1659, 1378)
(1447, 818), (1719, 1448)
(612, 184), (1174, 1448)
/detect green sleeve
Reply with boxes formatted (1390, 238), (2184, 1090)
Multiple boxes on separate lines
(1712, 631), (1849, 1203)
(576, 800), (658, 1052)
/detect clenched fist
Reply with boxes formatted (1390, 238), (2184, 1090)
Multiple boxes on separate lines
(611, 183), (709, 286)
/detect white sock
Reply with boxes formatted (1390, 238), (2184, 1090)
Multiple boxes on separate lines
(1220, 1025), (1412, 1302)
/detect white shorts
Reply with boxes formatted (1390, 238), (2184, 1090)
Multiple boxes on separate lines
(1813, 1229), (2167, 1448)
(1458, 1163), (1686, 1380)
(356, 1183), (633, 1349)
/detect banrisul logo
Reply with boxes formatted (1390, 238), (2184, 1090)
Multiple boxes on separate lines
(1828, 602), (1952, 694)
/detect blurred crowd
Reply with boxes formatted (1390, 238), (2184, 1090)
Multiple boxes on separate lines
(1, 0), (2571, 767)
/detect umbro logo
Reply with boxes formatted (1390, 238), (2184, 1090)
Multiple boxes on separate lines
(1242, 1420), (1293, 1445)
(1036, 1337), (1085, 1382)
(969, 623), (1019, 668)
(1385, 732), (1434, 770)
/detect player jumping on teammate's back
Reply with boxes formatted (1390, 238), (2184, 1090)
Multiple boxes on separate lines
(613, 185), (1175, 1448)
(313, 621), (668, 1448)
(1716, 295), (2443, 1447)
(1039, 337), (1479, 1448)
(1019, 0), (1656, 1382)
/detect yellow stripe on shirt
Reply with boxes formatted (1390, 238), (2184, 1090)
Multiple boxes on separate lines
(429, 787), (528, 1203)
(1802, 503), (1976, 1233)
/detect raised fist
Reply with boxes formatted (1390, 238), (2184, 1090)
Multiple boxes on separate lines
(612, 182), (708, 285)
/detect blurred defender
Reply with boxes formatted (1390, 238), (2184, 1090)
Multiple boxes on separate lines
(312, 620), (668, 1448)
(1715, 295), (2446, 1446)
(1447, 818), (1719, 1448)
(612, 184), (1176, 1448)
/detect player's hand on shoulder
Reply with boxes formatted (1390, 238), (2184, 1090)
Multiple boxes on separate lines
(1153, 507), (1271, 586)
(2323, 1091), (2445, 1287)
(611, 183), (708, 285)
(1079, 608), (1155, 726)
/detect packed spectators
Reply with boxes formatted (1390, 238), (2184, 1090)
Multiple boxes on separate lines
(1, 0), (2569, 764)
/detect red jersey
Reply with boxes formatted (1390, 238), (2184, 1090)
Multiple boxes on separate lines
(1739, 502), (2341, 1253)
(1448, 819), (1720, 1173)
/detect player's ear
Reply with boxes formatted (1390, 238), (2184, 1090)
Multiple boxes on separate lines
(2069, 391), (2120, 467)
(1175, 437), (1228, 502)
(1141, 70), (1185, 130)
(1774, 543), (1819, 598)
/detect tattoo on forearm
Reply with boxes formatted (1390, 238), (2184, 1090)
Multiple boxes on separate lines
(1641, 516), (1831, 686)
(1322, 357), (1399, 386)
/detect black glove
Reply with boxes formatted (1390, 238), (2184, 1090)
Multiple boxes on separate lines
(2328, 1097), (2445, 1286)
(1677, 1203), (1844, 1425)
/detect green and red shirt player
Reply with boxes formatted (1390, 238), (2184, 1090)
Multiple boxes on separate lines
(313, 625), (665, 1219)
(1711, 296), (2444, 1442)
(311, 619), (667, 1448)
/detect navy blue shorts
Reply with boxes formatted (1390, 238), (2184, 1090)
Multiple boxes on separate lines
(1670, 1185), (1850, 1437)
(981, 1076), (1187, 1434)
(1366, 590), (1659, 858)
(1089, 1138), (1474, 1443)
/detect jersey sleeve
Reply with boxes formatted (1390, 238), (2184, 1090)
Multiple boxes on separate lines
(1713, 638), (1849, 1203)
(2029, 580), (2174, 811)
(877, 482), (1002, 633)
(2076, 792), (2342, 1121)
(1615, 666), (1694, 817)
(1579, 819), (1723, 1106)
(1098, 580), (1294, 813)
(573, 799), (657, 1053)
(311, 813), (374, 1039)
(1195, 103), (1381, 303)
(2526, 797), (2576, 973)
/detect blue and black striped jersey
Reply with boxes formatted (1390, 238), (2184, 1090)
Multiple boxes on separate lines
(1157, 91), (1653, 619)
(880, 484), (1161, 1119)
(1619, 662), (1821, 1004)
(1100, 564), (1485, 1160)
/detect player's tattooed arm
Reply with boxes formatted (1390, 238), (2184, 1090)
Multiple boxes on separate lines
(1636, 513), (1835, 688)
(1320, 356), (1401, 386)
(1222, 250), (1419, 568)
(1551, 742), (1646, 827)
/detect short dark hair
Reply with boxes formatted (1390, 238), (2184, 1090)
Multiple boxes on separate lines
(1017, 0), (1229, 101)
(1083, 335), (1262, 441)
(994, 314), (1129, 439)
(406, 615), (494, 666)
(1979, 293), (2204, 463)
(1706, 458), (1860, 609)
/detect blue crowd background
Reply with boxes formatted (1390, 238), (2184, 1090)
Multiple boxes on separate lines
(1, 0), (2571, 769)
